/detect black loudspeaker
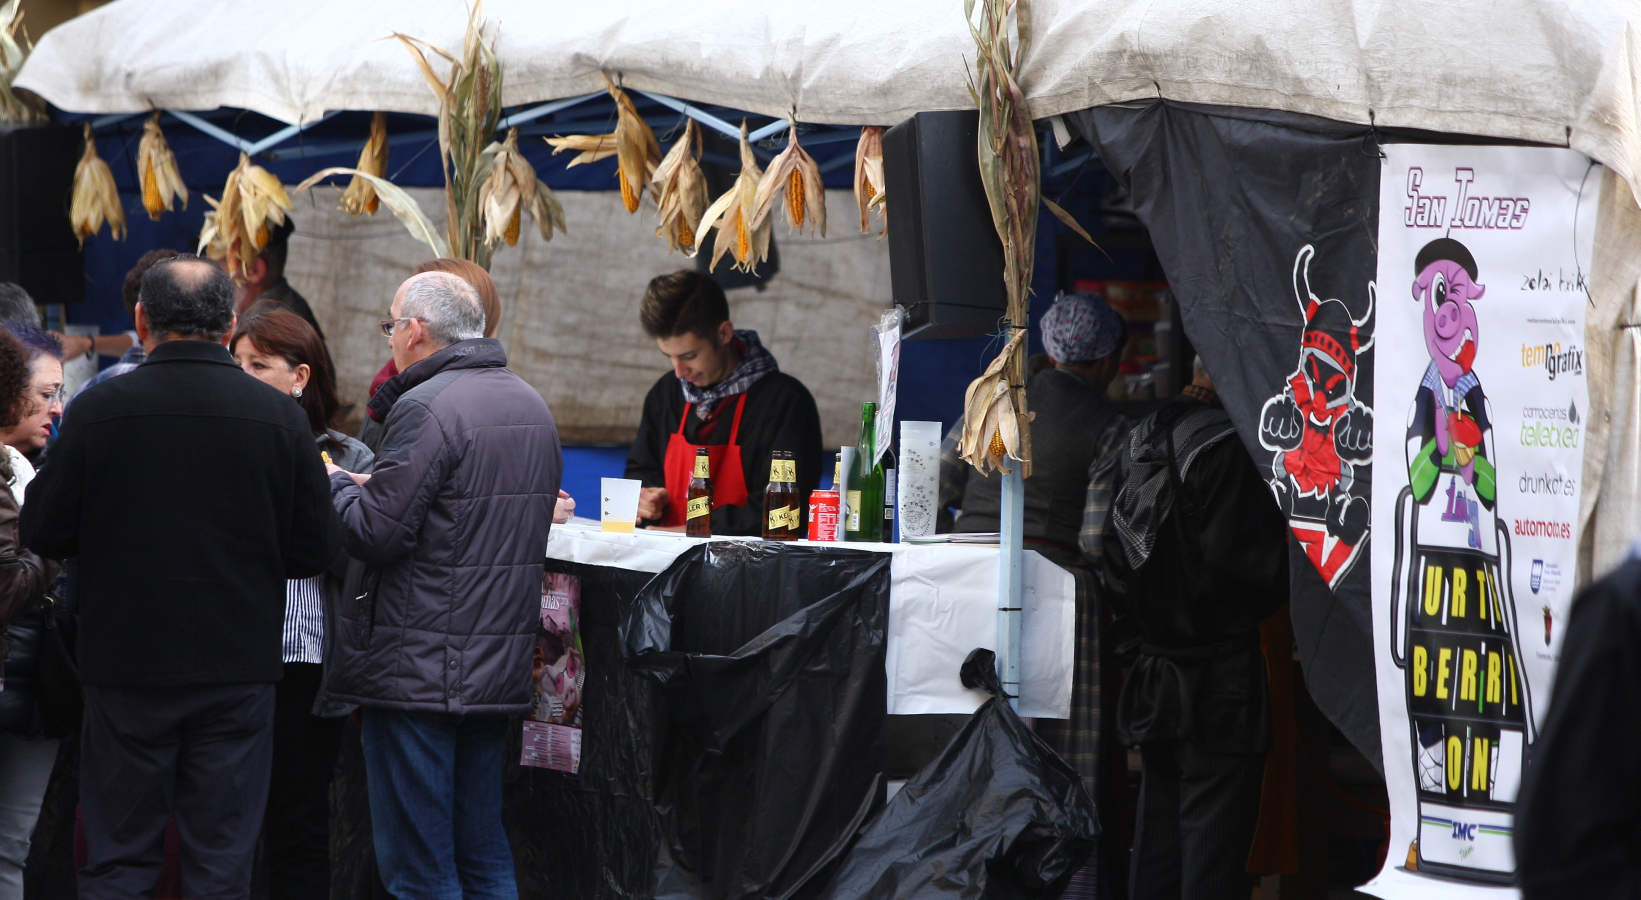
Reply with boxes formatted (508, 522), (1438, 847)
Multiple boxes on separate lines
(883, 111), (1005, 339)
(0, 125), (84, 305)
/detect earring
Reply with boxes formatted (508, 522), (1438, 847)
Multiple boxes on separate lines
(292, 386), (303, 398)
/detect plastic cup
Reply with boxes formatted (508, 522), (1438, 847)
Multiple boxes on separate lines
(600, 477), (641, 533)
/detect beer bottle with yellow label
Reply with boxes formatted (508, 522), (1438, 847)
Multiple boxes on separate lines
(763, 450), (799, 540)
(685, 447), (712, 537)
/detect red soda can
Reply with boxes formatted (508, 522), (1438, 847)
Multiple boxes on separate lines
(808, 490), (840, 541)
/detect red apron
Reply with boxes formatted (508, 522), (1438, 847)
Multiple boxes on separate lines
(659, 394), (750, 526)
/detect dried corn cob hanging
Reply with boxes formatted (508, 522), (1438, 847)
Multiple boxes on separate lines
(70, 122), (124, 246)
(751, 120), (826, 238)
(0, 0), (41, 124)
(197, 152), (292, 279)
(340, 112), (389, 216)
(957, 328), (1030, 475)
(478, 126), (566, 247)
(545, 74), (661, 214)
(137, 113), (188, 221)
(853, 126), (887, 235)
(651, 119), (708, 253)
(692, 121), (770, 275)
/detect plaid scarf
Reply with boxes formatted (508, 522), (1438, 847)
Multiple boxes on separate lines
(681, 329), (779, 420)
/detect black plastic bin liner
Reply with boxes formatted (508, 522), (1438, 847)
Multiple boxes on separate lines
(818, 649), (1100, 899)
(621, 541), (892, 900)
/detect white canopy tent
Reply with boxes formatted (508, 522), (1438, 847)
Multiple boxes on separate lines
(16, 0), (1641, 575)
(18, 0), (1641, 201)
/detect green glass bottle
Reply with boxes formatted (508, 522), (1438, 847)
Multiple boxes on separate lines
(845, 401), (884, 542)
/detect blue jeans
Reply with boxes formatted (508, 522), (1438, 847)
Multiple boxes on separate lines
(0, 733), (57, 900)
(359, 709), (517, 900)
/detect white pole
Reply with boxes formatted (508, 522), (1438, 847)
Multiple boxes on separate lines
(998, 464), (1024, 709)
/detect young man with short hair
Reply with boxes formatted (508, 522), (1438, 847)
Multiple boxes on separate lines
(624, 270), (823, 536)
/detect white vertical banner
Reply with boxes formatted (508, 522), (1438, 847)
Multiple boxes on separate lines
(1364, 145), (1598, 898)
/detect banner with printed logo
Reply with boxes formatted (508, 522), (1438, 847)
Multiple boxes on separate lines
(1364, 145), (1599, 896)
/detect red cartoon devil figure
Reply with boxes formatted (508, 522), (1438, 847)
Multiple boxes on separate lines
(1259, 245), (1375, 588)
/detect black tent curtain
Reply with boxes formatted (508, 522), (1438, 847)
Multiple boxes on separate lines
(1070, 100), (1386, 769)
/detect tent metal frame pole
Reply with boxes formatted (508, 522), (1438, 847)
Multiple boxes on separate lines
(164, 109), (337, 157)
(244, 112), (340, 156)
(167, 109), (256, 155)
(497, 91), (603, 131)
(745, 118), (790, 143)
(634, 91), (743, 143)
(998, 465), (1024, 709)
(90, 112), (143, 130)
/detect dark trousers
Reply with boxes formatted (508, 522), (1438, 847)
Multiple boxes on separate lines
(1129, 740), (1265, 900)
(264, 663), (342, 900)
(79, 682), (275, 900)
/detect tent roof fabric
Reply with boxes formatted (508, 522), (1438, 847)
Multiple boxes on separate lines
(16, 0), (1641, 201)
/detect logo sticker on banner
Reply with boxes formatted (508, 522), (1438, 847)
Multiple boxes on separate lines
(1258, 245), (1376, 587)
(1364, 145), (1597, 897)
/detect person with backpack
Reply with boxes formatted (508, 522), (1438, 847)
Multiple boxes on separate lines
(1085, 357), (1290, 900)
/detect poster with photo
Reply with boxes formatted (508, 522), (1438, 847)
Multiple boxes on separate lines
(1364, 145), (1598, 897)
(521, 571), (586, 774)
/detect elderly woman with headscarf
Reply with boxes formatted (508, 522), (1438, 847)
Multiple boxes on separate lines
(937, 290), (1130, 553)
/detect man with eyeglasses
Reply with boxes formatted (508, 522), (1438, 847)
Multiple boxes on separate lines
(21, 256), (339, 900)
(323, 271), (561, 898)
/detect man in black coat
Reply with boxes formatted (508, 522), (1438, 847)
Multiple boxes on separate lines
(21, 256), (338, 900)
(1095, 360), (1290, 900)
(1514, 551), (1641, 896)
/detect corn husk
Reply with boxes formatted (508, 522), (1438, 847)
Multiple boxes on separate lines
(957, 328), (1031, 475)
(392, 0), (503, 267)
(751, 121), (826, 237)
(294, 167), (448, 259)
(546, 74), (661, 214)
(136, 113), (188, 221)
(958, 0), (1038, 477)
(70, 122), (124, 246)
(0, 0), (40, 124)
(692, 121), (771, 274)
(341, 111), (390, 215)
(853, 126), (887, 235)
(477, 126), (565, 247)
(196, 152), (291, 278)
(651, 119), (708, 252)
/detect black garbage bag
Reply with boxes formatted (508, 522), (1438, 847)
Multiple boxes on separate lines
(621, 540), (892, 900)
(818, 649), (1100, 899)
(503, 561), (668, 899)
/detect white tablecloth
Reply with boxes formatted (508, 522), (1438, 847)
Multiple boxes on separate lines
(545, 522), (1075, 718)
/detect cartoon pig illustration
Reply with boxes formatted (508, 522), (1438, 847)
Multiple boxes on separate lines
(1391, 238), (1533, 883)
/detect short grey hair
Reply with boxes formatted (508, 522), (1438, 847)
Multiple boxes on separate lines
(0, 283), (40, 327)
(401, 271), (484, 347)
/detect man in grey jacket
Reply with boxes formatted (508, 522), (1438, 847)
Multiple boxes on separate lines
(324, 271), (562, 899)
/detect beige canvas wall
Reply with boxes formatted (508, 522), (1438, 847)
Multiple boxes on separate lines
(284, 187), (890, 447)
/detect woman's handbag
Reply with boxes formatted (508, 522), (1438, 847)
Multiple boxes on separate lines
(35, 591), (81, 738)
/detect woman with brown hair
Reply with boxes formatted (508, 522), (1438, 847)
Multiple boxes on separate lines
(0, 325), (62, 898)
(230, 303), (370, 900)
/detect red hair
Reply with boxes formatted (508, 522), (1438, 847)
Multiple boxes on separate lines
(414, 258), (502, 338)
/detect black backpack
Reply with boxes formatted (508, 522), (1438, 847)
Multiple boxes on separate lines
(1095, 403), (1239, 645)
